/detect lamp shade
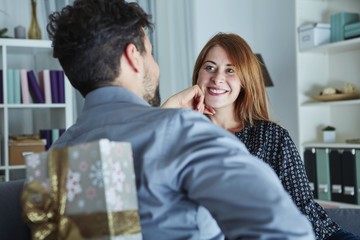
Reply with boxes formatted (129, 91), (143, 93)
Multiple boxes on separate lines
(255, 54), (274, 87)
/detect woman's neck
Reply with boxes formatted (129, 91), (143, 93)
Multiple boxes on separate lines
(208, 107), (243, 133)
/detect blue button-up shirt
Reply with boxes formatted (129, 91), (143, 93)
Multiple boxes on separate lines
(53, 86), (314, 239)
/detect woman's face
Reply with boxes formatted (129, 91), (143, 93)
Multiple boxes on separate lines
(197, 45), (241, 111)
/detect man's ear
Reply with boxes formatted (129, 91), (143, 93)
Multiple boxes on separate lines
(124, 43), (141, 72)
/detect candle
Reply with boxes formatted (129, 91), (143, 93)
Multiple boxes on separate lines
(14, 25), (26, 39)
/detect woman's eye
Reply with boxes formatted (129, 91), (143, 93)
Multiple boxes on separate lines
(227, 68), (235, 74)
(205, 65), (215, 72)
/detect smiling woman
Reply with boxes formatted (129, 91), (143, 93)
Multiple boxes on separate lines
(190, 32), (360, 240)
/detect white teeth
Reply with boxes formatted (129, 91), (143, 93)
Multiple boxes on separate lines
(209, 88), (226, 94)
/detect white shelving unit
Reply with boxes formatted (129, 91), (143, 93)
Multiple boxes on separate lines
(295, 0), (360, 206)
(296, 0), (360, 153)
(0, 38), (74, 181)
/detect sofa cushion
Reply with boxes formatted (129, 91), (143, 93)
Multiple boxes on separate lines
(325, 208), (360, 236)
(0, 180), (30, 240)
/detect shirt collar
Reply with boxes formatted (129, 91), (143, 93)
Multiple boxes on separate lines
(83, 86), (150, 111)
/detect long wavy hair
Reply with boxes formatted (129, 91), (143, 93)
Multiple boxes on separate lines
(192, 33), (270, 125)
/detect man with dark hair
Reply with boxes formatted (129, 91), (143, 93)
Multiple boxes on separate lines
(49, 0), (314, 239)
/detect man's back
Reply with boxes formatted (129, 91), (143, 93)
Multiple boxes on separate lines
(53, 86), (314, 239)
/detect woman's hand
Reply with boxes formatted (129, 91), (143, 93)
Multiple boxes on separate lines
(161, 85), (215, 115)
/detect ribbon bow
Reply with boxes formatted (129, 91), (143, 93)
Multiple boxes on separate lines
(21, 148), (83, 240)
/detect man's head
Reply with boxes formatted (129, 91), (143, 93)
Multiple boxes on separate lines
(47, 0), (160, 106)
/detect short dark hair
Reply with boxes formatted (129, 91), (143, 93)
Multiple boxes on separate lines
(47, 0), (153, 97)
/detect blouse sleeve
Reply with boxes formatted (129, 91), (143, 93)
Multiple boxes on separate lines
(275, 127), (340, 239)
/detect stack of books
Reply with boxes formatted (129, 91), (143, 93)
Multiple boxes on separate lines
(330, 12), (359, 42)
(345, 22), (360, 39)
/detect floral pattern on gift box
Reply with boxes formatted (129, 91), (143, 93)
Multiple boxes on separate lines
(89, 161), (107, 188)
(66, 170), (82, 202)
(24, 139), (139, 225)
(27, 153), (40, 169)
(25, 153), (47, 187)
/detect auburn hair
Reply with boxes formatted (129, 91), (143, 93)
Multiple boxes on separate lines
(192, 33), (270, 125)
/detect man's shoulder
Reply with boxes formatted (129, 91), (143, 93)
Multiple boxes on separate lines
(152, 107), (211, 123)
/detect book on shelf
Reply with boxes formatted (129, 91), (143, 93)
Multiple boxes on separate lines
(40, 128), (65, 150)
(0, 69), (3, 104)
(331, 12), (359, 42)
(20, 69), (32, 104)
(38, 69), (52, 104)
(50, 70), (59, 103)
(27, 70), (45, 103)
(7, 69), (15, 104)
(39, 129), (52, 150)
(344, 21), (360, 31)
(51, 128), (59, 144)
(344, 28), (360, 39)
(57, 70), (65, 103)
(13, 69), (21, 104)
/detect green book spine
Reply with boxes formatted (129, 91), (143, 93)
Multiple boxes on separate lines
(355, 150), (360, 204)
(344, 21), (360, 31)
(13, 69), (21, 104)
(339, 12), (359, 40)
(6, 68), (14, 104)
(331, 14), (337, 42)
(344, 28), (360, 38)
(51, 128), (60, 145)
(316, 148), (331, 201)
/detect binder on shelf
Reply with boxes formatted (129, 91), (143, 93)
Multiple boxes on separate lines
(329, 149), (343, 202)
(0, 69), (3, 104)
(13, 69), (21, 104)
(304, 148), (318, 198)
(356, 150), (360, 204)
(38, 69), (52, 104)
(27, 70), (45, 103)
(316, 148), (331, 201)
(20, 69), (32, 104)
(0, 133), (2, 166)
(341, 149), (357, 204)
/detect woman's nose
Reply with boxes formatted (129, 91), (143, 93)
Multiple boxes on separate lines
(212, 72), (225, 84)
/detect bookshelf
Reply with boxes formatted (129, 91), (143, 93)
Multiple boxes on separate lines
(295, 0), (360, 206)
(0, 38), (74, 181)
(296, 0), (360, 152)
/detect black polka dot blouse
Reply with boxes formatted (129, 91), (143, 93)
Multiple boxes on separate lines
(234, 120), (340, 239)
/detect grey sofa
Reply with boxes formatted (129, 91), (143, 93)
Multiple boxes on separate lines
(0, 180), (360, 239)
